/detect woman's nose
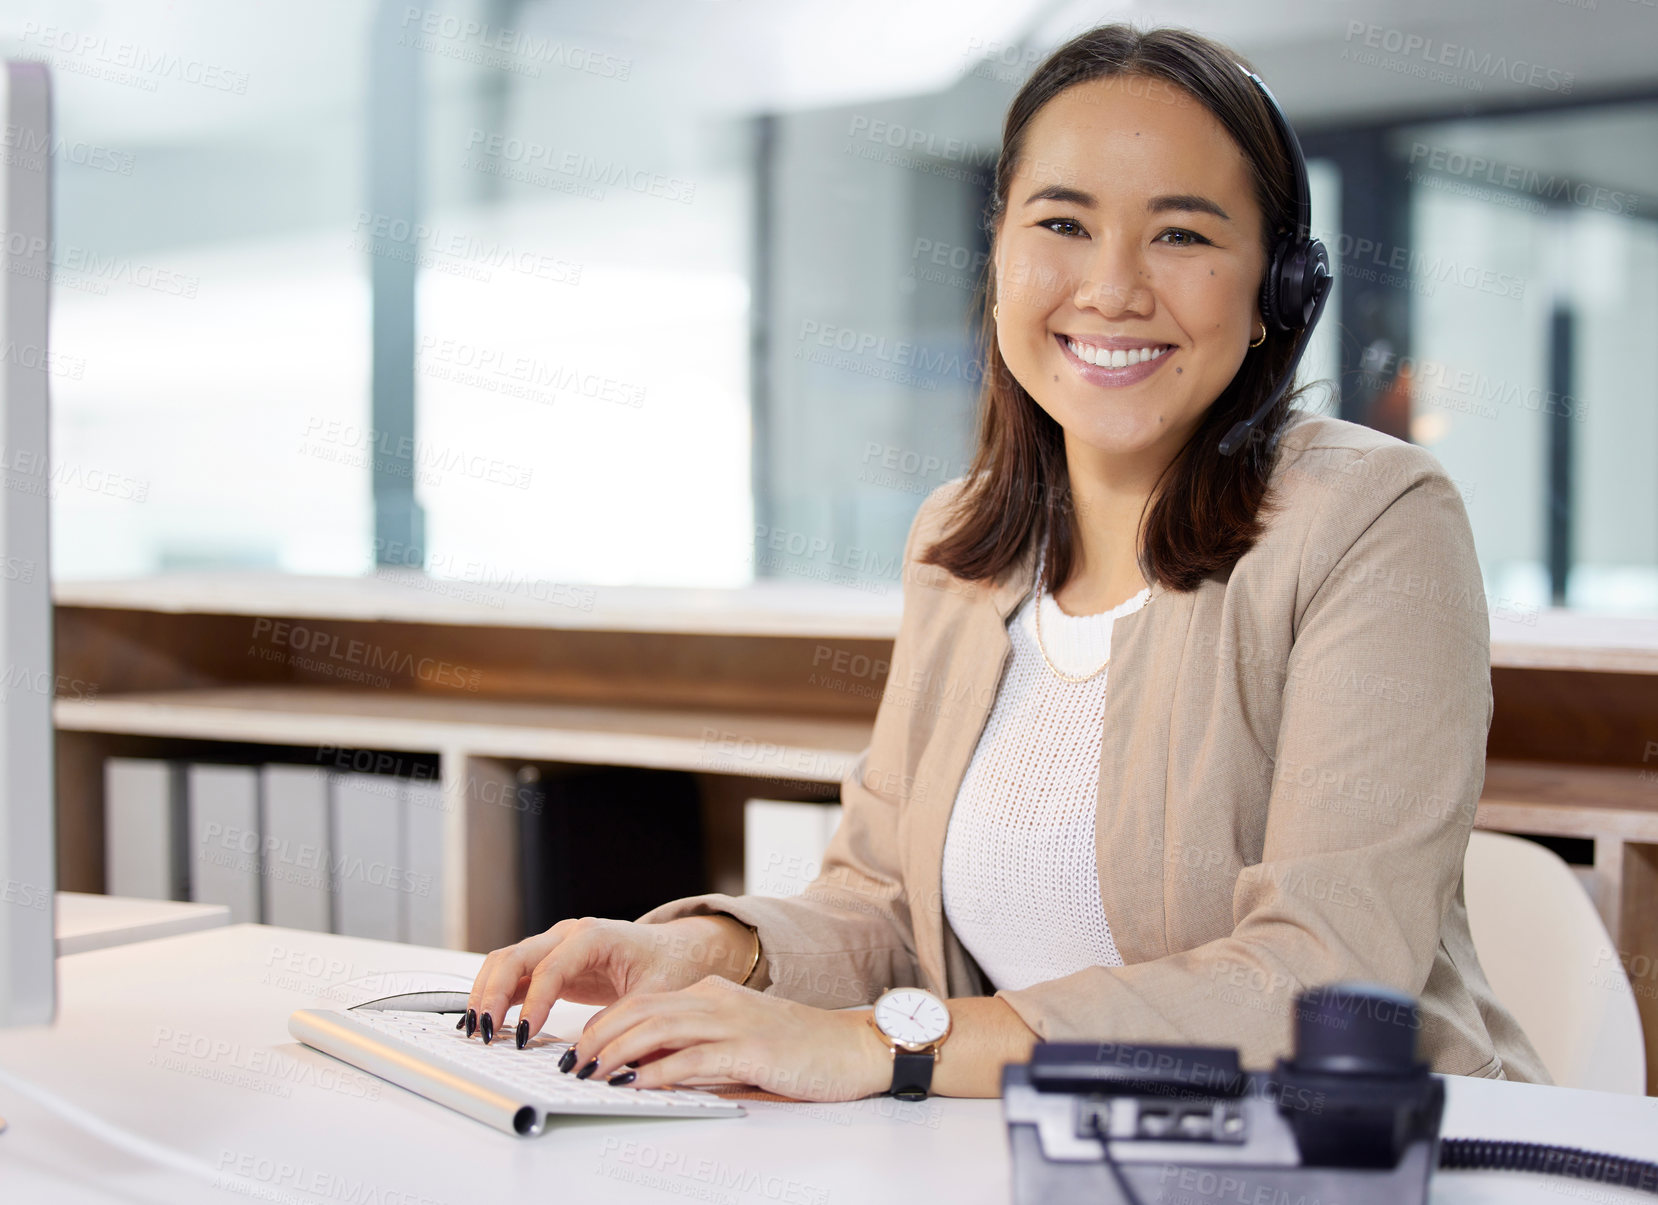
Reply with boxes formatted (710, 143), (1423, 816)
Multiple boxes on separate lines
(1073, 236), (1153, 317)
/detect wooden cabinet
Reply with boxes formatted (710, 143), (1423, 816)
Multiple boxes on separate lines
(53, 574), (1658, 1091)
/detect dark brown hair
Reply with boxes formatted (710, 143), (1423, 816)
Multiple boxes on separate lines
(920, 24), (1321, 595)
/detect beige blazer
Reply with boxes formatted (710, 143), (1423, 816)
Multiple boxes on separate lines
(640, 410), (1551, 1084)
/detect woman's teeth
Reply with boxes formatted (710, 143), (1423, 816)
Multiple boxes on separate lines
(1062, 336), (1170, 368)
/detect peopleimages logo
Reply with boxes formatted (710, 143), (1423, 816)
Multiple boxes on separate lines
(351, 211), (582, 283)
(399, 7), (633, 81)
(249, 617), (483, 692)
(845, 116), (998, 170)
(0, 124), (135, 175)
(1316, 231), (1525, 300)
(19, 22), (251, 94)
(462, 130), (695, 204)
(795, 320), (984, 388)
(1, 230), (199, 298)
(1406, 142), (1638, 217)
(1342, 22), (1575, 93)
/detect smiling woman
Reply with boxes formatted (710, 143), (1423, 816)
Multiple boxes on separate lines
(465, 23), (1551, 1104)
(930, 30), (1317, 611)
(1000, 78), (1266, 448)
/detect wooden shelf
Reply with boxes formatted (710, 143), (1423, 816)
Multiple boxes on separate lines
(54, 570), (1658, 672)
(54, 687), (867, 784)
(1478, 759), (1658, 841)
(1489, 608), (1658, 675)
(50, 571), (1658, 1093)
(53, 571), (905, 640)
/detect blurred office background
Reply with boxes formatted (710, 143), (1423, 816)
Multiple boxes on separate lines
(5, 0), (1657, 612)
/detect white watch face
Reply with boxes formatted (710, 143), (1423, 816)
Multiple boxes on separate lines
(874, 990), (950, 1047)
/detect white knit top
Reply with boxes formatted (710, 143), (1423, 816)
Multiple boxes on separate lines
(940, 546), (1151, 992)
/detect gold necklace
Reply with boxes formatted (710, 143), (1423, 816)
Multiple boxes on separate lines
(1032, 556), (1152, 684)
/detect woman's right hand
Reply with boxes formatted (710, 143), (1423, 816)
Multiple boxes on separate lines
(462, 914), (754, 1046)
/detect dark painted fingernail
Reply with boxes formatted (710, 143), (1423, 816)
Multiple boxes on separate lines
(481, 1013), (494, 1045)
(576, 1058), (599, 1080)
(558, 1047), (578, 1073)
(515, 1019), (529, 1050)
(625, 1061), (639, 1069)
(464, 1009), (477, 1038)
(455, 1013), (466, 1030)
(608, 1071), (636, 1087)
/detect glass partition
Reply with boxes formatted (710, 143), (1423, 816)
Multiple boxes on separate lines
(10, 0), (1656, 614)
(1393, 102), (1658, 612)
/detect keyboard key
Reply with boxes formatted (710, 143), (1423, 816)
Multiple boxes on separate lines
(338, 1009), (741, 1118)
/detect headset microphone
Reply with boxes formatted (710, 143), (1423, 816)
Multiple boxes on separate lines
(1218, 66), (1333, 457)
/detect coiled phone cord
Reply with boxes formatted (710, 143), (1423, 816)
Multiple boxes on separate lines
(1087, 1115), (1658, 1205)
(1438, 1137), (1658, 1194)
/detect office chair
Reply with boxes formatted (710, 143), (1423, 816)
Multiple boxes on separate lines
(1462, 829), (1647, 1094)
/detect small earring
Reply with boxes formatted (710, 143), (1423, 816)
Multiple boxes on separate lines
(993, 303), (1000, 320)
(1250, 320), (1267, 348)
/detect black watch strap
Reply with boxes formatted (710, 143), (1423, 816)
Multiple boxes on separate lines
(890, 1050), (935, 1101)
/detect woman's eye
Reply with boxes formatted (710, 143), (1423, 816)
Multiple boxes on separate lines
(1039, 218), (1085, 237)
(1158, 228), (1211, 248)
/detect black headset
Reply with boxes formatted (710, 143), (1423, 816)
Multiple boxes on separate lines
(1217, 65), (1333, 457)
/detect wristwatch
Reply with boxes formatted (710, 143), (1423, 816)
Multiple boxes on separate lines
(868, 987), (952, 1101)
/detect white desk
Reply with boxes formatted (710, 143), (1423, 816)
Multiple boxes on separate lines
(1, 926), (1653, 1204)
(54, 892), (231, 956)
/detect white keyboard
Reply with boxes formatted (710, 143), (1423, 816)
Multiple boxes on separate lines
(288, 1006), (745, 1136)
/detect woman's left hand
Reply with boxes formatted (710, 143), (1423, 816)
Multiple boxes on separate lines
(560, 974), (892, 1101)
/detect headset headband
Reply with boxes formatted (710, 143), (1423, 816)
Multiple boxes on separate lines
(1236, 65), (1311, 245)
(1217, 63), (1333, 457)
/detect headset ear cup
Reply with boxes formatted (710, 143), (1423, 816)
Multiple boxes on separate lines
(1259, 241), (1286, 332)
(1277, 243), (1310, 330)
(1264, 237), (1331, 330)
(1302, 238), (1331, 327)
